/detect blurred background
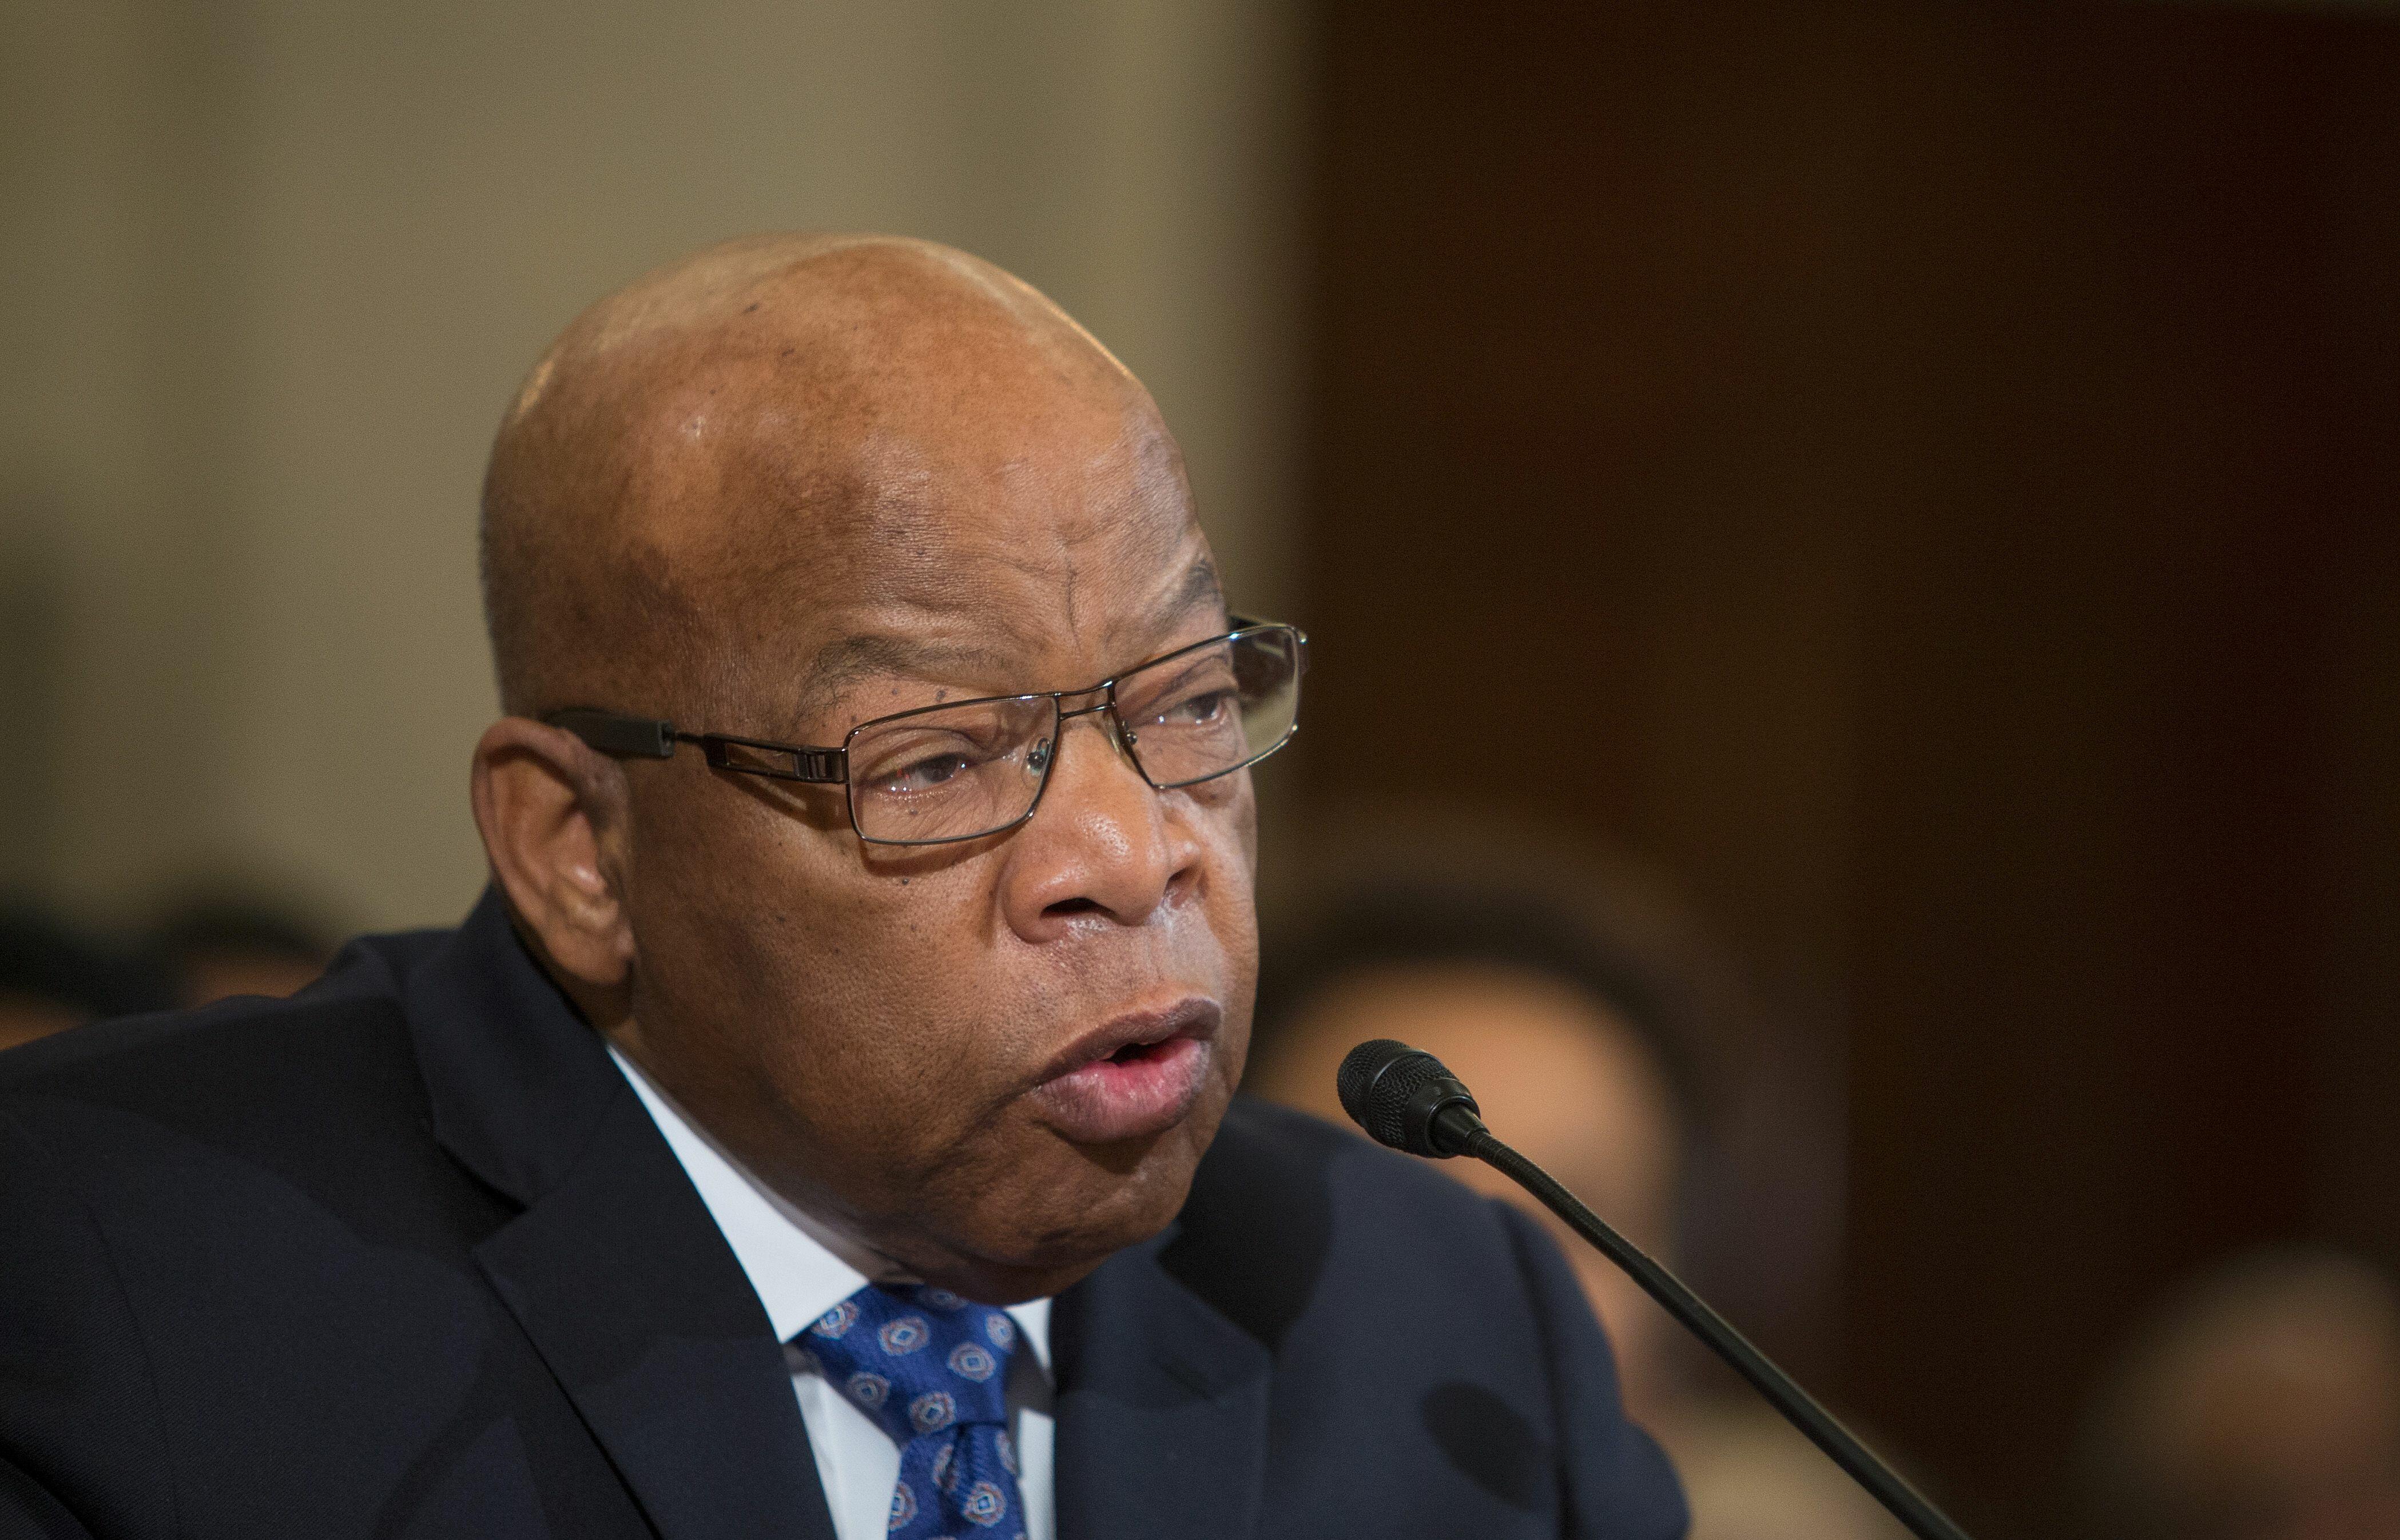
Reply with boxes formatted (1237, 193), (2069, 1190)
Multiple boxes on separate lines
(3, 2), (2396, 1535)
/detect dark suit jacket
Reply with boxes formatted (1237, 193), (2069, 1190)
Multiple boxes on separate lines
(0, 890), (1686, 1539)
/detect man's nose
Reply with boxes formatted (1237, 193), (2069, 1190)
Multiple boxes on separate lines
(998, 707), (1199, 940)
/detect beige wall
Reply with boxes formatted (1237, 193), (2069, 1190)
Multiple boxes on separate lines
(2, 0), (1305, 932)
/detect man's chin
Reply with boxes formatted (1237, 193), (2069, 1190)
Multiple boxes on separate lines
(902, 1224), (1145, 1305)
(921, 1119), (1226, 1302)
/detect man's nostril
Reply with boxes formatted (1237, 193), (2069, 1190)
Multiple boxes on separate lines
(1044, 897), (1103, 919)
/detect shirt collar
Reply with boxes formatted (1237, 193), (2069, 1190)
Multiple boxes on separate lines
(608, 1044), (1051, 1374)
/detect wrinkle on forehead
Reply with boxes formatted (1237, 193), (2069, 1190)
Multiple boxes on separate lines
(721, 396), (1191, 608)
(786, 547), (1226, 734)
(480, 233), (1191, 721)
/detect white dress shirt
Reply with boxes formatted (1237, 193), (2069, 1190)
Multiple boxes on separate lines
(610, 1048), (1056, 1540)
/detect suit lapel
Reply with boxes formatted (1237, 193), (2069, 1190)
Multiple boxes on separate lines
(474, 1089), (837, 1540)
(406, 890), (837, 1540)
(1051, 1229), (1272, 1540)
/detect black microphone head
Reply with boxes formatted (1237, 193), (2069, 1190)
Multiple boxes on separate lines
(1335, 1038), (1420, 1143)
(1337, 1038), (1481, 1156)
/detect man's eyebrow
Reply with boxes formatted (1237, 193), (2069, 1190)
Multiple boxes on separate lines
(1173, 555), (1225, 616)
(788, 558), (1223, 733)
(792, 634), (1004, 729)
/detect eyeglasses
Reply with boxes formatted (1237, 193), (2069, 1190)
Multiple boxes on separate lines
(545, 618), (1306, 847)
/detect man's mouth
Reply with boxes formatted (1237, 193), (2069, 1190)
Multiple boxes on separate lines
(1027, 998), (1221, 1145)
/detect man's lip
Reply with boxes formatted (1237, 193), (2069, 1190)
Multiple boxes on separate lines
(1035, 997), (1222, 1083)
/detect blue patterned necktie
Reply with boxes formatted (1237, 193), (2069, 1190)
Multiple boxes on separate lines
(794, 1282), (1027, 1539)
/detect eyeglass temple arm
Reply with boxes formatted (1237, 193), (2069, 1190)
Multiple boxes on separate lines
(543, 708), (678, 759)
(542, 709), (849, 785)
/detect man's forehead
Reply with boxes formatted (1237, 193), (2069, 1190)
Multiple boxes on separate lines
(529, 234), (1160, 543)
(646, 393), (1199, 608)
(784, 543), (1225, 728)
(484, 233), (1217, 723)
(626, 305), (1187, 568)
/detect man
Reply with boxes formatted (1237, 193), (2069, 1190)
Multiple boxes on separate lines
(1247, 862), (1703, 1430)
(2080, 1249), (2400, 1540)
(0, 234), (1684, 1539)
(146, 892), (335, 1008)
(0, 911), (176, 1052)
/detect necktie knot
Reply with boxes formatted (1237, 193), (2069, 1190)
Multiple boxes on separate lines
(797, 1283), (1019, 1440)
(792, 1283), (1028, 1537)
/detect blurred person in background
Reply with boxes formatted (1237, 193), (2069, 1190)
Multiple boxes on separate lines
(1246, 833), (1906, 1540)
(1247, 867), (1702, 1419)
(0, 908), (176, 1051)
(2081, 1248), (2400, 1540)
(146, 889), (336, 1006)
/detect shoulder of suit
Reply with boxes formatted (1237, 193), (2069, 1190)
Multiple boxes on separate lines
(1205, 1092), (1501, 1191)
(1145, 1094), (1539, 1355)
(1187, 1093), (1521, 1252)
(0, 924), (444, 1157)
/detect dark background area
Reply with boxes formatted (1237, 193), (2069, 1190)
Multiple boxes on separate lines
(1296, 5), (2400, 1533)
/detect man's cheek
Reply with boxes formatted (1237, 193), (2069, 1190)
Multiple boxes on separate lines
(1214, 1010), (1254, 1091)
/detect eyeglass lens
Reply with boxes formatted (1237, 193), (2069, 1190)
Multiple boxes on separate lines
(844, 626), (1302, 846)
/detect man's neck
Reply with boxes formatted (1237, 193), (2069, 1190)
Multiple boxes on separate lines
(607, 1042), (908, 1285)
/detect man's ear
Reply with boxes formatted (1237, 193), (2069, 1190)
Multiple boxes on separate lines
(470, 717), (636, 990)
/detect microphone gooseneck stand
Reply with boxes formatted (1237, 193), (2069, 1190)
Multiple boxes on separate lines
(1336, 1038), (1974, 1540)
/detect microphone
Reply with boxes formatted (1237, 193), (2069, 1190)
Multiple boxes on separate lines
(1334, 1034), (1489, 1156)
(1337, 1039), (1973, 1540)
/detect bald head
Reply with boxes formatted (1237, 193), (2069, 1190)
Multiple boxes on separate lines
(480, 233), (1185, 722)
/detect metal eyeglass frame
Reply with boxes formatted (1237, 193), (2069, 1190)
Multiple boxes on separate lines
(542, 616), (1306, 847)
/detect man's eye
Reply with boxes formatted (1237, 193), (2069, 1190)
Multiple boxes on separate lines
(871, 750), (976, 795)
(1153, 688), (1234, 728)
